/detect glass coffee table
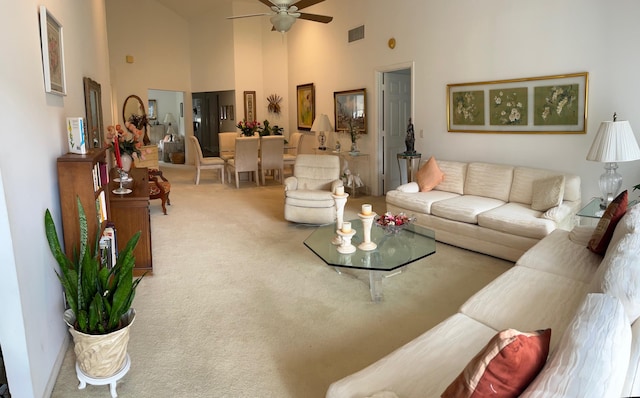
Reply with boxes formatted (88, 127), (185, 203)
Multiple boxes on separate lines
(304, 219), (436, 302)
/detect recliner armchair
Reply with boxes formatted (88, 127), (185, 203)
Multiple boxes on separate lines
(284, 154), (343, 224)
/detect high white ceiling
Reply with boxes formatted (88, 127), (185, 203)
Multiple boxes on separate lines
(154, 0), (233, 19)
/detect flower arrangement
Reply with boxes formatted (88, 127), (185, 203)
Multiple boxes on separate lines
(376, 212), (415, 234)
(236, 120), (260, 136)
(105, 122), (143, 160)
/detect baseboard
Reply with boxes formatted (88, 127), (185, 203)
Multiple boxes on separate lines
(44, 334), (69, 397)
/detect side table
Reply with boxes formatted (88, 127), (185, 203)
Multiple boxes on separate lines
(397, 152), (421, 184)
(577, 197), (638, 225)
(162, 141), (184, 162)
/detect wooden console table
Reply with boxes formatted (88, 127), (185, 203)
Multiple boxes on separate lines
(109, 168), (153, 276)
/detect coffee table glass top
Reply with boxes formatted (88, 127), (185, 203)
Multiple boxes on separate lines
(304, 219), (436, 271)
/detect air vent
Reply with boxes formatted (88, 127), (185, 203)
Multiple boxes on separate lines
(348, 25), (365, 43)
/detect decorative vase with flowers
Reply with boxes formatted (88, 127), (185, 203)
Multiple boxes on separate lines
(348, 118), (360, 153)
(236, 120), (261, 137)
(105, 122), (143, 171)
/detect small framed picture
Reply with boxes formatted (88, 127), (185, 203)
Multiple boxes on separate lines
(334, 88), (367, 133)
(39, 6), (66, 95)
(244, 91), (256, 121)
(297, 83), (315, 130)
(148, 99), (157, 120)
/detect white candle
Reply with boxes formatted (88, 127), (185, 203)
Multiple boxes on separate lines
(341, 222), (352, 233)
(362, 204), (372, 215)
(335, 186), (345, 196)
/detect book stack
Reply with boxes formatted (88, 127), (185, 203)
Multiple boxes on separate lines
(99, 225), (117, 269)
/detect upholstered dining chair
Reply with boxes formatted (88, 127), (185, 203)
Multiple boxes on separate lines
(259, 135), (285, 185)
(149, 169), (171, 215)
(283, 132), (302, 175)
(284, 154), (343, 224)
(218, 131), (238, 161)
(189, 136), (225, 185)
(226, 136), (260, 188)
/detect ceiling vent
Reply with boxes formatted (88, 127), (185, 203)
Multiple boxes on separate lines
(348, 25), (365, 43)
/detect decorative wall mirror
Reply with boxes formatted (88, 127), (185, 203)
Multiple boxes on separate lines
(122, 94), (150, 144)
(83, 77), (104, 148)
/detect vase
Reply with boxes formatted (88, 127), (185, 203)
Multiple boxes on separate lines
(120, 153), (133, 172)
(350, 141), (359, 153)
(64, 308), (136, 378)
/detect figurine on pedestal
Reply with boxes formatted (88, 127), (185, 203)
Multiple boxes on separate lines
(405, 118), (416, 155)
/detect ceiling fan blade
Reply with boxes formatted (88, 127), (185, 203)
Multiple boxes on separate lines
(298, 12), (333, 23)
(291, 0), (325, 11)
(227, 12), (272, 19)
(258, 0), (276, 7)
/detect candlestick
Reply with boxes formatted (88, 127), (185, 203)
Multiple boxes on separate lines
(358, 212), (377, 251)
(336, 229), (356, 254)
(341, 221), (352, 233)
(362, 204), (372, 215)
(113, 135), (122, 169)
(335, 185), (345, 196)
(332, 192), (349, 245)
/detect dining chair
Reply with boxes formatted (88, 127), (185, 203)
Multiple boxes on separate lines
(218, 131), (238, 161)
(189, 136), (225, 185)
(226, 136), (260, 188)
(283, 132), (303, 175)
(259, 135), (285, 185)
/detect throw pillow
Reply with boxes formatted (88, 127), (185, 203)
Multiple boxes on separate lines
(415, 156), (444, 192)
(531, 175), (565, 211)
(441, 328), (551, 398)
(588, 190), (628, 255)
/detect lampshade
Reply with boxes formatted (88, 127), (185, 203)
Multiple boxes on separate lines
(586, 115), (640, 206)
(270, 13), (296, 33)
(586, 120), (640, 162)
(311, 114), (332, 132)
(163, 113), (176, 125)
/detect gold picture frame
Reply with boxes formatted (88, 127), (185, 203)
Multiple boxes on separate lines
(296, 83), (315, 130)
(334, 88), (367, 134)
(447, 72), (588, 134)
(244, 91), (256, 122)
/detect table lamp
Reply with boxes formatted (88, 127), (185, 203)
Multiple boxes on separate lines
(586, 113), (640, 207)
(311, 114), (332, 151)
(163, 113), (176, 140)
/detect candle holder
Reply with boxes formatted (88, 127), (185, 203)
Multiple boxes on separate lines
(112, 169), (132, 195)
(332, 193), (349, 245)
(336, 229), (356, 254)
(358, 212), (377, 251)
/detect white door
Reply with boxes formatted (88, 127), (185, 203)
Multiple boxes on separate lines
(382, 70), (412, 193)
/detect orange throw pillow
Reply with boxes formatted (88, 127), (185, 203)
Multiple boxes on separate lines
(441, 328), (551, 398)
(588, 190), (628, 255)
(415, 156), (444, 192)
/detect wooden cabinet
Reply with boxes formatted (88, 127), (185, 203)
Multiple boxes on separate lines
(108, 168), (153, 276)
(57, 148), (110, 259)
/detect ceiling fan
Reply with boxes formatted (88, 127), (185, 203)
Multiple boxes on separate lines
(227, 0), (333, 33)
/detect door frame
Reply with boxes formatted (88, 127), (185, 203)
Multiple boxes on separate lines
(374, 61), (415, 196)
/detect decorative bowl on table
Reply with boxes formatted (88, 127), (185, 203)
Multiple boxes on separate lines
(375, 212), (416, 235)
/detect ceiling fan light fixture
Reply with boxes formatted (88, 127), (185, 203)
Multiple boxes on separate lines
(270, 13), (296, 32)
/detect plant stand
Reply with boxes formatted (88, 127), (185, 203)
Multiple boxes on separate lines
(75, 354), (130, 398)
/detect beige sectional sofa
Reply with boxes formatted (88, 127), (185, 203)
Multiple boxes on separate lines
(386, 159), (581, 261)
(327, 203), (640, 398)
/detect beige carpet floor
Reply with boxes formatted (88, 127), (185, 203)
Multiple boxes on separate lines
(51, 162), (512, 397)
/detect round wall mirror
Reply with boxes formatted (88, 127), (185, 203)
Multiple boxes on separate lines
(122, 94), (150, 144)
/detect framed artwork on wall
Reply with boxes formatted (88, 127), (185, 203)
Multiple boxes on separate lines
(83, 77), (104, 149)
(334, 88), (367, 133)
(296, 83), (315, 130)
(39, 5), (66, 95)
(244, 91), (256, 122)
(447, 72), (588, 134)
(148, 99), (157, 120)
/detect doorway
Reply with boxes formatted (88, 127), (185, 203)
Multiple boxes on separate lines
(192, 90), (235, 156)
(378, 66), (413, 194)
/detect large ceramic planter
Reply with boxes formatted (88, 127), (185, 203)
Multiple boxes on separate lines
(64, 308), (136, 378)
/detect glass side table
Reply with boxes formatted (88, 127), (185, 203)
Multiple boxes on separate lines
(397, 152), (421, 184)
(577, 197), (638, 225)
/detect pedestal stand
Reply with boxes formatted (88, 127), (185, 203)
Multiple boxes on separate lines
(75, 354), (131, 398)
(332, 193), (349, 245)
(336, 229), (356, 254)
(112, 169), (132, 195)
(358, 212), (377, 251)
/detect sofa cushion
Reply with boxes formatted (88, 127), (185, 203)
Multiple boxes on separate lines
(464, 162), (514, 201)
(325, 313), (499, 398)
(531, 175), (565, 211)
(434, 160), (468, 194)
(442, 328), (551, 398)
(394, 181), (419, 193)
(521, 293), (631, 398)
(461, 266), (589, 351)
(414, 156), (444, 192)
(431, 195), (506, 224)
(284, 190), (335, 208)
(591, 232), (640, 323)
(517, 229), (601, 283)
(588, 190), (628, 255)
(610, 202), (640, 249)
(509, 167), (560, 205)
(477, 202), (557, 240)
(568, 225), (596, 246)
(385, 190), (460, 215)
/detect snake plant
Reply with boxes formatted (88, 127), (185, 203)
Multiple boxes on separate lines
(45, 197), (143, 334)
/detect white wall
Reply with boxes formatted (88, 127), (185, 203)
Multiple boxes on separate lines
(287, 0), (640, 198)
(0, 0), (112, 396)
